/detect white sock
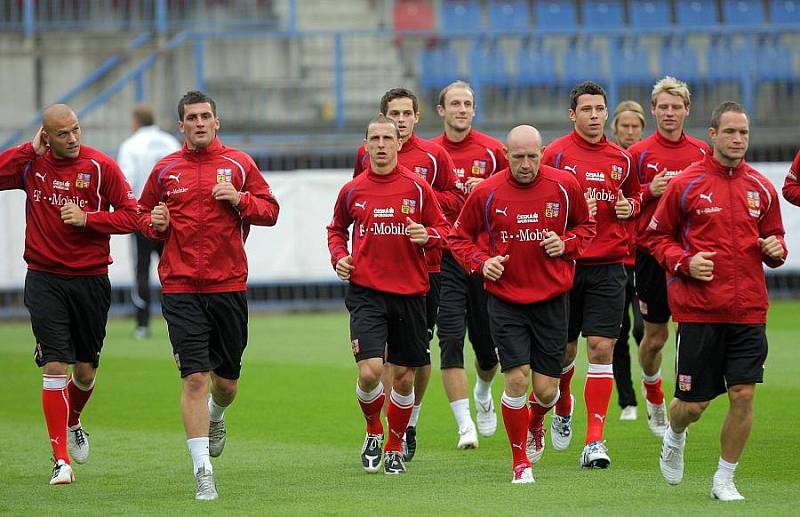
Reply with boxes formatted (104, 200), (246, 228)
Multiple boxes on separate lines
(474, 377), (493, 401)
(208, 395), (229, 423)
(356, 381), (384, 403)
(187, 437), (212, 473)
(666, 426), (686, 446)
(450, 399), (472, 429)
(643, 370), (662, 384)
(501, 392), (527, 410)
(43, 374), (67, 390)
(70, 375), (95, 391)
(714, 457), (738, 483)
(408, 404), (422, 427)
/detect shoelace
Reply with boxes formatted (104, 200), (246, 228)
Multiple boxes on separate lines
(588, 441), (607, 455)
(196, 470), (215, 492)
(72, 428), (88, 447)
(209, 420), (225, 441)
(661, 443), (681, 462)
(364, 435), (380, 452)
(554, 416), (571, 436)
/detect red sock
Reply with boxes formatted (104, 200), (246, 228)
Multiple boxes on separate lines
(585, 364), (614, 444)
(528, 390), (557, 432)
(42, 375), (70, 464)
(555, 363), (575, 416)
(384, 389), (414, 453)
(67, 376), (95, 428)
(357, 386), (385, 436)
(501, 393), (530, 469)
(643, 375), (664, 405)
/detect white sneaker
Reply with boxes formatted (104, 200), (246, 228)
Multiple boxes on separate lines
(456, 422), (479, 449)
(659, 433), (685, 485)
(67, 424), (90, 464)
(474, 395), (497, 437)
(550, 394), (574, 451)
(511, 464), (534, 484)
(580, 440), (611, 469)
(620, 405), (638, 421)
(195, 466), (218, 500)
(209, 419), (227, 458)
(361, 433), (383, 473)
(526, 426), (545, 464)
(711, 478), (745, 501)
(49, 459), (75, 485)
(646, 399), (669, 438)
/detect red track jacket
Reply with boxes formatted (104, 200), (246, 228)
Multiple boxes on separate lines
(783, 150), (800, 206)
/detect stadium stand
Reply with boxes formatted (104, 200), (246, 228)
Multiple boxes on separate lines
(441, 0), (484, 34)
(675, 0), (719, 28)
(534, 0), (579, 31)
(487, 0), (531, 33)
(722, 0), (767, 26)
(629, 0), (673, 29)
(581, 0), (626, 30)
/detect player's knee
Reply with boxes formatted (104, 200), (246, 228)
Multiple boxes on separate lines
(644, 323), (669, 346)
(533, 384), (559, 406)
(214, 378), (238, 398)
(728, 384), (755, 408)
(502, 367), (529, 397)
(392, 367), (415, 394)
(683, 400), (710, 420)
(182, 372), (209, 394)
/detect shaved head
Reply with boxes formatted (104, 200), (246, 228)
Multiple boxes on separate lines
(41, 104), (81, 159)
(505, 125), (544, 184)
(506, 124), (542, 149)
(42, 104), (77, 130)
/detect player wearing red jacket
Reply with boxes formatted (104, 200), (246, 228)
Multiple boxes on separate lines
(627, 78), (711, 438)
(542, 81), (640, 468)
(0, 104), (138, 485)
(328, 115), (449, 475)
(449, 125), (595, 483)
(783, 150), (800, 206)
(647, 102), (786, 501)
(353, 88), (463, 462)
(430, 81), (508, 448)
(138, 91), (279, 501)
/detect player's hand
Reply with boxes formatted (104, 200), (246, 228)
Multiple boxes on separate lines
(212, 182), (241, 207)
(336, 255), (354, 280)
(151, 202), (170, 232)
(464, 177), (484, 193)
(541, 231), (565, 257)
(615, 190), (633, 219)
(584, 191), (597, 217)
(60, 202), (86, 227)
(483, 254), (509, 281)
(758, 236), (785, 260)
(689, 251), (716, 282)
(406, 217), (429, 245)
(32, 127), (47, 156)
(649, 169), (669, 197)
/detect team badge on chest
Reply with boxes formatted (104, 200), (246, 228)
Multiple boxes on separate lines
(401, 198), (417, 214)
(746, 191), (761, 218)
(216, 168), (232, 183)
(545, 202), (560, 218)
(471, 160), (487, 177)
(414, 166), (429, 180)
(610, 164), (623, 181)
(75, 173), (91, 188)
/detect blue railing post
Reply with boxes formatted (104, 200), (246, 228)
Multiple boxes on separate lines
(288, 0), (297, 34)
(155, 0), (168, 36)
(195, 37), (207, 92)
(134, 70), (145, 102)
(335, 34), (344, 129)
(23, 0), (35, 38)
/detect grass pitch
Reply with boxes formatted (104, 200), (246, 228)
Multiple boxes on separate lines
(1, 302), (798, 515)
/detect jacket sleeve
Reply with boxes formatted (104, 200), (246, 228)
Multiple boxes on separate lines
(783, 154), (800, 207)
(0, 142), (34, 190)
(760, 182), (788, 268)
(645, 179), (693, 277)
(447, 189), (491, 275)
(622, 154), (642, 218)
(353, 146), (366, 177)
(235, 157), (279, 226)
(431, 149), (465, 221)
(419, 182), (451, 250)
(561, 179), (597, 259)
(326, 186), (353, 268)
(137, 167), (169, 241)
(493, 145), (509, 175)
(84, 160), (139, 234)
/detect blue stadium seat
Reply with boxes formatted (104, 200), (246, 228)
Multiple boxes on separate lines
(516, 44), (558, 87)
(581, 1), (625, 30)
(675, 0), (718, 29)
(487, 1), (531, 33)
(771, 1), (800, 26)
(612, 41), (653, 85)
(535, 0), (579, 31)
(470, 41), (511, 86)
(440, 0), (484, 35)
(629, 0), (672, 29)
(755, 39), (795, 82)
(721, 0), (766, 27)
(419, 45), (461, 90)
(659, 41), (701, 83)
(561, 43), (606, 85)
(706, 41), (748, 83)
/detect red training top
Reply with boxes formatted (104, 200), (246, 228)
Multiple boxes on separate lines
(430, 128), (508, 192)
(782, 150), (800, 207)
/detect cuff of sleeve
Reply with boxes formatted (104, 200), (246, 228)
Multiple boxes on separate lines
(235, 191), (249, 211)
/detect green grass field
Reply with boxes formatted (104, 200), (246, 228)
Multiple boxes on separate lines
(1, 302), (798, 516)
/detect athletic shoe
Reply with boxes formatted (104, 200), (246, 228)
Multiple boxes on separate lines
(67, 424), (90, 464)
(550, 394), (574, 451)
(474, 394), (497, 437)
(711, 478), (745, 501)
(580, 440), (611, 469)
(511, 464), (534, 484)
(620, 405), (638, 421)
(360, 433), (383, 473)
(526, 426), (545, 464)
(383, 451), (406, 475)
(132, 326), (150, 340)
(49, 459), (74, 485)
(209, 418), (227, 458)
(402, 426), (417, 462)
(456, 422), (479, 449)
(659, 433), (685, 485)
(646, 398), (669, 438)
(195, 466), (218, 500)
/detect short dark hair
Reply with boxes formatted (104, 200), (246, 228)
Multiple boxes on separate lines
(132, 104), (155, 127)
(380, 88), (418, 116)
(710, 101), (747, 130)
(569, 81), (607, 111)
(365, 115), (401, 139)
(178, 90), (216, 121)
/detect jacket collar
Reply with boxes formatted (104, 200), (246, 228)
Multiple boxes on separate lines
(570, 129), (607, 151)
(182, 136), (223, 160)
(704, 152), (748, 177)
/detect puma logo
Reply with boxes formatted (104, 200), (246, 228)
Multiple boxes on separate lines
(495, 207), (508, 216)
(564, 165), (578, 174)
(700, 193), (713, 203)
(50, 437), (61, 445)
(35, 172), (46, 182)
(391, 429), (404, 439)
(592, 413), (606, 423)
(168, 173), (181, 183)
(647, 163), (660, 171)
(354, 201), (367, 210)
(512, 442), (523, 450)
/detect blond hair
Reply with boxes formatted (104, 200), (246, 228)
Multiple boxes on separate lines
(651, 76), (691, 107)
(611, 100), (646, 134)
(437, 80), (474, 108)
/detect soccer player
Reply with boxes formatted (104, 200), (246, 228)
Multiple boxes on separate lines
(354, 87), (463, 461)
(0, 104), (139, 484)
(647, 101), (786, 501)
(542, 81), (641, 468)
(138, 91), (279, 500)
(628, 77), (711, 438)
(117, 104), (180, 339)
(783, 149), (800, 206)
(610, 100), (646, 421)
(430, 80), (508, 447)
(449, 125), (595, 483)
(328, 115), (450, 475)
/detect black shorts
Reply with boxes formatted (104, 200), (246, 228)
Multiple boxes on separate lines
(674, 323), (768, 402)
(345, 283), (430, 368)
(568, 264), (627, 342)
(426, 272), (441, 341)
(487, 293), (569, 377)
(635, 249), (671, 324)
(162, 292), (248, 379)
(437, 251), (496, 371)
(25, 270), (111, 368)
